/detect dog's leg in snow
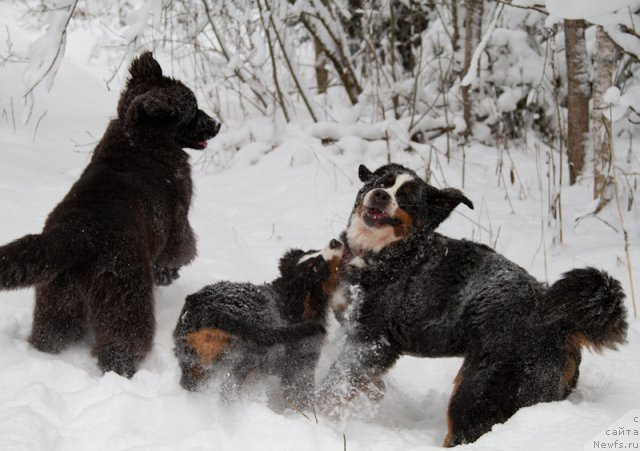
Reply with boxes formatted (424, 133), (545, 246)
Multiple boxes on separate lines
(29, 271), (86, 353)
(89, 262), (155, 377)
(445, 356), (521, 447)
(280, 338), (323, 409)
(317, 334), (398, 415)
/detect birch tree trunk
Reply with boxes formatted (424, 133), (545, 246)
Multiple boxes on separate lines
(564, 19), (590, 185)
(592, 26), (618, 210)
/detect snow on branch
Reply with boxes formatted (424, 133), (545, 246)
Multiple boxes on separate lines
(24, 0), (78, 98)
(461, 2), (505, 87)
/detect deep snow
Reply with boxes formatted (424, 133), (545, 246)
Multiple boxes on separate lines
(0, 3), (639, 451)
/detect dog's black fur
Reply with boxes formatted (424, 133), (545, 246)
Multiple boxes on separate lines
(318, 163), (628, 446)
(0, 52), (220, 377)
(173, 240), (343, 408)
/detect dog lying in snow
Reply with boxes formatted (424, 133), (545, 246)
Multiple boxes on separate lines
(318, 163), (628, 446)
(0, 52), (220, 377)
(173, 239), (343, 408)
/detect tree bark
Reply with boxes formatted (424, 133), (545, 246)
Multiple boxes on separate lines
(313, 0), (329, 94)
(451, 0), (459, 51)
(592, 26), (618, 209)
(313, 35), (329, 94)
(564, 19), (590, 185)
(461, 0), (481, 138)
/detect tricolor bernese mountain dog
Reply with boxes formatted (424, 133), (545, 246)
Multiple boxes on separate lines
(0, 52), (220, 377)
(318, 163), (628, 446)
(173, 239), (343, 409)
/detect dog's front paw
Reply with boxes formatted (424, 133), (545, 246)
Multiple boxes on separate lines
(343, 260), (365, 284)
(314, 387), (345, 418)
(154, 266), (180, 286)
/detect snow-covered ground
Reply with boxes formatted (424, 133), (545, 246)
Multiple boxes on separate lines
(0, 4), (639, 451)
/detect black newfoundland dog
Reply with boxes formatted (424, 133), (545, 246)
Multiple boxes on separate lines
(0, 52), (220, 377)
(319, 163), (628, 446)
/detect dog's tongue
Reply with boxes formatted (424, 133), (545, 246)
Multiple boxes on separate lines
(197, 141), (208, 149)
(368, 208), (386, 220)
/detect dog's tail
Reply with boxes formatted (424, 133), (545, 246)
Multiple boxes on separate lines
(539, 267), (628, 351)
(196, 311), (325, 346)
(0, 229), (88, 289)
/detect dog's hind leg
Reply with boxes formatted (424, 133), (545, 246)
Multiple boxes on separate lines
(89, 265), (155, 378)
(445, 355), (522, 447)
(29, 272), (86, 354)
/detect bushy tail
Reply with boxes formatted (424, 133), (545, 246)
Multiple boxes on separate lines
(0, 229), (85, 290)
(540, 267), (628, 351)
(196, 310), (325, 346)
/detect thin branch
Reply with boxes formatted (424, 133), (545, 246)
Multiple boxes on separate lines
(24, 0), (78, 98)
(256, 0), (290, 122)
(267, 10), (319, 122)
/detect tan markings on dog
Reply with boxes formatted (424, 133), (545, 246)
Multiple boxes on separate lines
(392, 207), (414, 238)
(357, 375), (386, 402)
(186, 328), (232, 363)
(444, 367), (464, 447)
(322, 255), (342, 297)
(568, 331), (601, 352)
(186, 362), (207, 385)
(561, 350), (579, 395)
(302, 294), (315, 320)
(561, 332), (597, 396)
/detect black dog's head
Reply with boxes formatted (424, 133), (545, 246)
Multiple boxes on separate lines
(117, 52), (220, 150)
(345, 164), (473, 254)
(277, 239), (344, 319)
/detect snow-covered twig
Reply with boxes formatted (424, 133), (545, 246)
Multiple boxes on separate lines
(461, 2), (505, 88)
(268, 9), (319, 122)
(24, 0), (78, 98)
(608, 107), (638, 318)
(256, 0), (290, 122)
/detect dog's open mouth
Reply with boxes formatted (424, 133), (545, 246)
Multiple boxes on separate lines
(178, 139), (209, 150)
(363, 207), (401, 227)
(366, 207), (387, 221)
(192, 140), (208, 150)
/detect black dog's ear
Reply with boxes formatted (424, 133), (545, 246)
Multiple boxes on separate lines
(427, 187), (473, 228)
(125, 91), (176, 125)
(358, 165), (374, 182)
(278, 249), (307, 276)
(128, 52), (162, 83)
(435, 188), (474, 210)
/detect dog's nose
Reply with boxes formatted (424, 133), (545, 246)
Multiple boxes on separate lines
(372, 189), (390, 203)
(212, 120), (221, 135)
(197, 111), (221, 137)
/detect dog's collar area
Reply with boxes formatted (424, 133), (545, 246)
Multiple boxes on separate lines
(340, 246), (365, 266)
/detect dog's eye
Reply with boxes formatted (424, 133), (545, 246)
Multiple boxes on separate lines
(399, 183), (415, 195)
(377, 176), (395, 188)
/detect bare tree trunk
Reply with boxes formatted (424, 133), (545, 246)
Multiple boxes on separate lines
(313, 35), (329, 94)
(298, 1), (362, 105)
(564, 19), (590, 185)
(592, 26), (618, 210)
(313, 0), (329, 94)
(462, 0), (481, 138)
(451, 0), (459, 52)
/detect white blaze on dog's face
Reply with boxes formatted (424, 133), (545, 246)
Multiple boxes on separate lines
(298, 239), (343, 266)
(297, 239), (344, 304)
(346, 172), (417, 254)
